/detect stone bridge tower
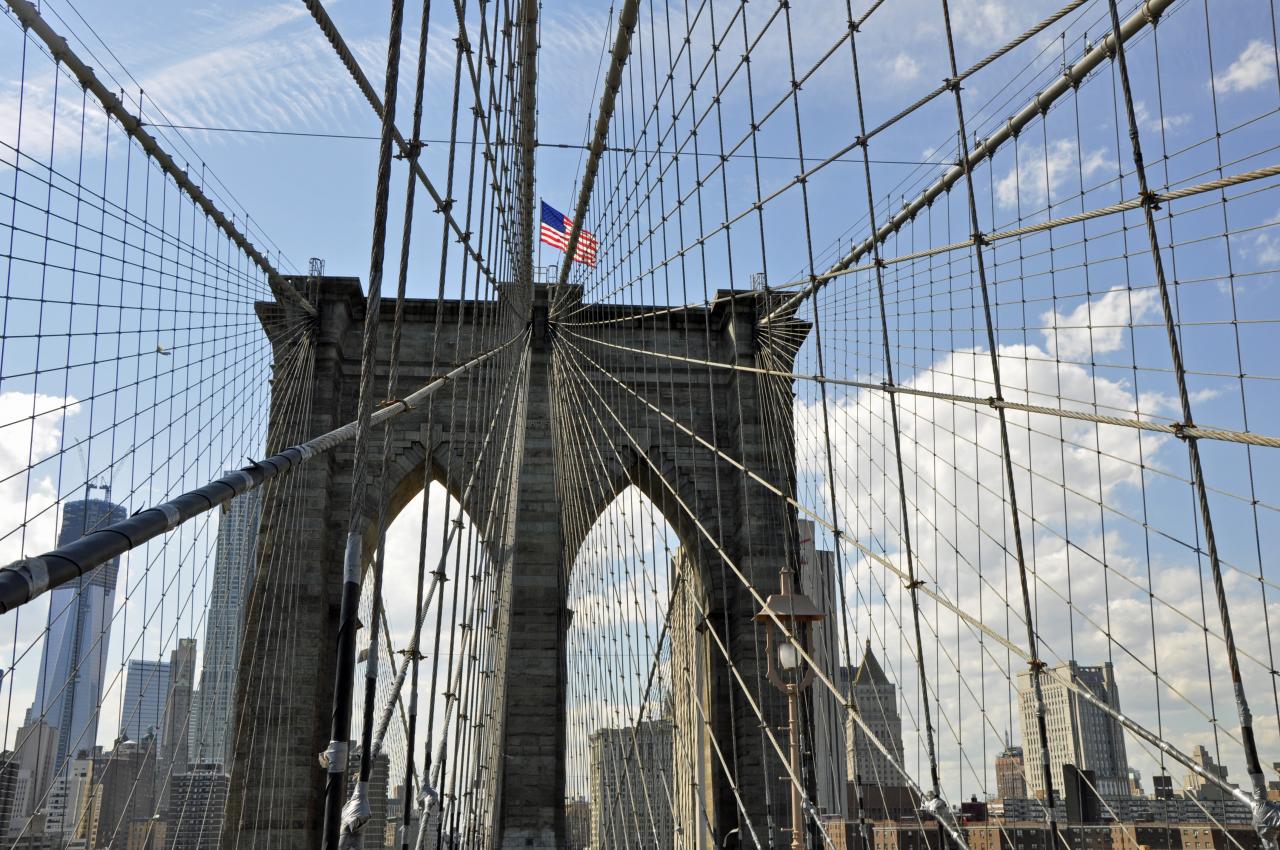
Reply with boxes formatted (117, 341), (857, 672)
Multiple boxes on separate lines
(223, 278), (811, 849)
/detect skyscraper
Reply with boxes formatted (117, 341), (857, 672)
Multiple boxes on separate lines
(88, 737), (157, 848)
(189, 485), (261, 767)
(667, 548), (711, 850)
(7, 720), (60, 834)
(845, 640), (905, 787)
(26, 497), (127, 769)
(161, 639), (196, 769)
(797, 520), (850, 818)
(121, 660), (170, 742)
(1017, 661), (1130, 799)
(995, 742), (1028, 799)
(589, 720), (675, 850)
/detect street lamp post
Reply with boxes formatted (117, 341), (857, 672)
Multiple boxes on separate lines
(755, 563), (825, 850)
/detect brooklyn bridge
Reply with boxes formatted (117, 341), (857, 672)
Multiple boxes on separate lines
(1, 0), (1279, 848)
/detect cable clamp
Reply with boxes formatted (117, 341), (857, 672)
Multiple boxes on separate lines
(873, 257), (886, 269)
(318, 740), (348, 773)
(972, 231), (990, 247)
(157, 503), (182, 530)
(1171, 421), (1191, 440)
(394, 140), (425, 160)
(1139, 190), (1162, 211)
(396, 647), (426, 661)
(905, 578), (925, 590)
(1027, 659), (1047, 673)
(1254, 796), (1280, 848)
(4, 556), (51, 598)
(943, 77), (962, 92)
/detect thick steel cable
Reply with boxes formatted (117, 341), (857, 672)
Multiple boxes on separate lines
(761, 0), (1176, 325)
(0, 331), (522, 614)
(513, 0), (539, 290)
(1102, 0), (1272, 820)
(299, 0), (506, 298)
(561, 328), (1280, 450)
(322, 0), (405, 842)
(2, 0), (315, 319)
(553, 0), (640, 290)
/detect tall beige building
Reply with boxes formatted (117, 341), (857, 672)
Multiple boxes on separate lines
(668, 549), (715, 850)
(589, 720), (674, 850)
(1017, 661), (1130, 799)
(797, 520), (850, 817)
(845, 641), (905, 787)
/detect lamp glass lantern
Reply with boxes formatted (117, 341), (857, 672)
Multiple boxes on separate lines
(754, 565), (825, 692)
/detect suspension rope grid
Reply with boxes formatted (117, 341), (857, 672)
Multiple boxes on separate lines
(5, 0), (1280, 848)
(545, 2), (1280, 850)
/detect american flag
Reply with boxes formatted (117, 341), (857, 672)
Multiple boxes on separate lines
(540, 201), (598, 267)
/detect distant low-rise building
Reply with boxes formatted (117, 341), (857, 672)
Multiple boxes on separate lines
(966, 822), (1109, 850)
(166, 765), (228, 850)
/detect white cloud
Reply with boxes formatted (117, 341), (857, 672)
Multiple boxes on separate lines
(1254, 209), (1280, 268)
(995, 138), (1109, 210)
(790, 283), (1279, 795)
(1041, 285), (1159, 361)
(0, 391), (79, 564)
(1214, 39), (1278, 94)
(889, 52), (922, 83)
(951, 0), (1018, 47)
(1134, 99), (1191, 134)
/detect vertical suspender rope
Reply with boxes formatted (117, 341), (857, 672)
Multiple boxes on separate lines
(1097, 1), (1280, 844)
(838, 6), (954, 847)
(936, 0), (1062, 843)
(321, 1), (405, 848)
(396, 0), (436, 845)
(552, 0), (640, 291)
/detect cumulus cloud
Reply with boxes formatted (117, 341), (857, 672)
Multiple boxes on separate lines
(1214, 39), (1279, 94)
(0, 391), (79, 564)
(794, 284), (1274, 797)
(1041, 285), (1159, 361)
(994, 138), (1109, 210)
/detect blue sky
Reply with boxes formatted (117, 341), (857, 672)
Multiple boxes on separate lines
(2, 0), (1280, 812)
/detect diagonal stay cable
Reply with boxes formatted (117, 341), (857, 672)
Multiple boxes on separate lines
(554, 328), (1254, 803)
(2, 0), (316, 319)
(300, 0), (504, 296)
(552, 0), (639, 292)
(553, 336), (959, 849)
(760, 0), (1176, 325)
(0, 332), (525, 614)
